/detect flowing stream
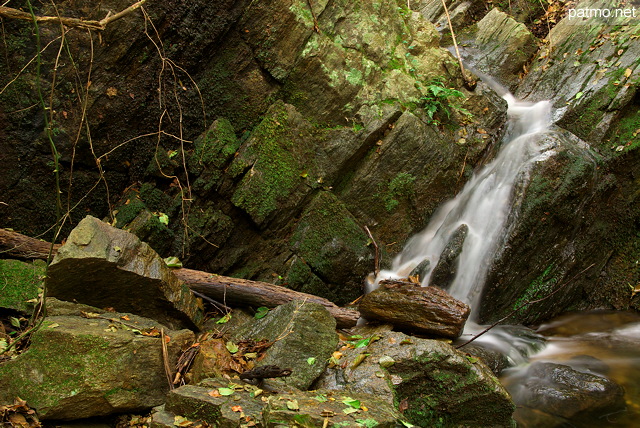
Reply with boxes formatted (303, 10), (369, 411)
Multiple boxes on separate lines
(370, 88), (640, 425)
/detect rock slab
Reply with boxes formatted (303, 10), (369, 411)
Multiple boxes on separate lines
(0, 259), (44, 313)
(47, 215), (203, 330)
(359, 280), (470, 338)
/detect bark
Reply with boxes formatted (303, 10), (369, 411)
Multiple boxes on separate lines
(0, 228), (359, 328)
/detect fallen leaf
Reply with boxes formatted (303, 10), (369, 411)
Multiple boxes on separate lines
(624, 68), (632, 78)
(218, 387), (235, 396)
(307, 357), (316, 365)
(121, 315), (130, 321)
(226, 341), (239, 354)
(231, 405), (243, 412)
(286, 399), (299, 410)
(351, 352), (369, 369)
(208, 389), (222, 397)
(106, 87), (118, 97)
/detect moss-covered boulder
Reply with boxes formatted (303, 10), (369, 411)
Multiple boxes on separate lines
(0, 259), (44, 313)
(0, 302), (195, 420)
(47, 215), (203, 330)
(315, 327), (516, 427)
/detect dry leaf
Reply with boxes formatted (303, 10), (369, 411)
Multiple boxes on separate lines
(106, 87), (118, 97)
(624, 68), (632, 78)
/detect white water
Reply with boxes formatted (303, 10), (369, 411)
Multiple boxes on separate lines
(370, 93), (553, 316)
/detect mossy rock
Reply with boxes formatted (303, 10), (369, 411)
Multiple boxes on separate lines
(289, 191), (372, 304)
(0, 259), (45, 313)
(0, 312), (194, 420)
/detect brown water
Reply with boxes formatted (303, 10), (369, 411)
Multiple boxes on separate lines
(501, 311), (640, 427)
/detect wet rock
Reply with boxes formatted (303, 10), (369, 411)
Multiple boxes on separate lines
(359, 279), (470, 338)
(0, 259), (44, 313)
(516, 362), (625, 422)
(230, 300), (338, 390)
(429, 223), (468, 289)
(460, 8), (537, 91)
(47, 215), (204, 330)
(458, 344), (510, 376)
(408, 258), (431, 280)
(314, 326), (516, 427)
(0, 305), (195, 420)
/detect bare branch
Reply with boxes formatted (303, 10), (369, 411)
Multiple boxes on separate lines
(0, 0), (146, 30)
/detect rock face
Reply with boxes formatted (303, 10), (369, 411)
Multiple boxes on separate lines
(230, 300), (338, 390)
(0, 259), (44, 313)
(358, 280), (470, 338)
(47, 216), (203, 330)
(314, 326), (516, 427)
(0, 0), (508, 307)
(0, 299), (195, 420)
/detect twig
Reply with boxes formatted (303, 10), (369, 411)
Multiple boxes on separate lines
(305, 0), (319, 32)
(191, 290), (231, 313)
(364, 226), (380, 276)
(0, 0), (146, 30)
(455, 263), (595, 349)
(440, 0), (474, 89)
(160, 328), (174, 390)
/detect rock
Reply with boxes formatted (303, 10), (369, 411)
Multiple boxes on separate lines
(0, 305), (195, 420)
(47, 216), (203, 330)
(408, 258), (430, 280)
(314, 326), (516, 427)
(164, 381), (265, 427)
(460, 8), (537, 90)
(514, 362), (625, 423)
(429, 223), (468, 289)
(230, 300), (338, 390)
(0, 259), (44, 313)
(155, 378), (404, 427)
(359, 280), (470, 338)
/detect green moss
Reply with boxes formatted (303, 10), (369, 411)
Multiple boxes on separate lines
(0, 259), (45, 312)
(513, 264), (558, 314)
(378, 172), (417, 212)
(190, 118), (239, 173)
(113, 197), (146, 228)
(230, 105), (305, 224)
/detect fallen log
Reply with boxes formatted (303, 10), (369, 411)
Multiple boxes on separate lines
(0, 227), (359, 328)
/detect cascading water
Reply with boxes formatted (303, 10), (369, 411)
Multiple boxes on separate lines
(371, 92), (553, 316)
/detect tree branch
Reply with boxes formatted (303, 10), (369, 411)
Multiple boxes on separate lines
(0, 0), (146, 31)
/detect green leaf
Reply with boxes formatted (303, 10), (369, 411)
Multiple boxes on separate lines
(254, 306), (270, 319)
(218, 387), (234, 396)
(400, 421), (416, 427)
(342, 398), (361, 409)
(157, 212), (169, 225)
(466, 356), (479, 364)
(356, 418), (379, 428)
(575, 91), (584, 99)
(0, 338), (8, 353)
(9, 317), (21, 328)
(167, 149), (178, 159)
(216, 313), (232, 324)
(307, 357), (316, 365)
(378, 355), (395, 368)
(286, 399), (299, 410)
(163, 256), (183, 268)
(353, 337), (371, 348)
(226, 341), (239, 354)
(314, 394), (328, 402)
(343, 407), (360, 415)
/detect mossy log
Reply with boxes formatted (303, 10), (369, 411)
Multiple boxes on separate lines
(0, 228), (359, 328)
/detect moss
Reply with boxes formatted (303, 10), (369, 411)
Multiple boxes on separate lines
(513, 264), (558, 315)
(378, 172), (417, 212)
(190, 118), (239, 173)
(0, 259), (45, 313)
(230, 104), (306, 225)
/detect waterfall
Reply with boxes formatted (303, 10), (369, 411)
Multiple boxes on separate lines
(371, 92), (553, 317)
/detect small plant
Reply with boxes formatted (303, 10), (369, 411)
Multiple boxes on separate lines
(419, 78), (470, 125)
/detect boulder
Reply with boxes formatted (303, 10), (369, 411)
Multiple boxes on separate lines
(230, 300), (338, 390)
(0, 259), (44, 313)
(152, 378), (404, 428)
(314, 326), (516, 427)
(514, 362), (626, 423)
(47, 216), (204, 330)
(0, 301), (195, 420)
(359, 280), (470, 338)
